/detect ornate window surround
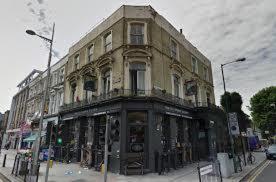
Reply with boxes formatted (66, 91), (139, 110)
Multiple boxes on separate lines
(127, 21), (148, 45)
(123, 49), (152, 93)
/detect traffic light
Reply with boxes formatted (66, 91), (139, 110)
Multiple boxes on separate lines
(50, 124), (57, 144)
(57, 123), (64, 145)
(110, 118), (120, 142)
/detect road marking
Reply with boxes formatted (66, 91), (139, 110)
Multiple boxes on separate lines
(248, 160), (271, 182)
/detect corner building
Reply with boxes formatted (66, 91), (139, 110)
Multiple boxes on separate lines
(60, 5), (227, 174)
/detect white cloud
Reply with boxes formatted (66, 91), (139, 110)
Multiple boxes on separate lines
(0, 0), (275, 115)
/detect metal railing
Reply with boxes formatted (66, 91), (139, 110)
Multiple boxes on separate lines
(60, 89), (217, 112)
(196, 102), (221, 110)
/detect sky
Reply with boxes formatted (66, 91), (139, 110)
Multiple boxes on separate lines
(0, 0), (276, 115)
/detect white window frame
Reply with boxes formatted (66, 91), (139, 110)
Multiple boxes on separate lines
(129, 23), (144, 45)
(102, 70), (111, 94)
(127, 21), (147, 45)
(129, 62), (146, 92)
(103, 31), (112, 53)
(59, 67), (65, 83)
(172, 74), (180, 97)
(203, 67), (209, 81)
(87, 44), (94, 63)
(74, 54), (80, 71)
(206, 68), (210, 82)
(170, 39), (178, 60)
(52, 72), (58, 86)
(191, 56), (198, 74)
(206, 92), (211, 105)
(71, 83), (77, 103)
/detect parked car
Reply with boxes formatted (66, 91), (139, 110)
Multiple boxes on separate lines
(266, 145), (276, 160)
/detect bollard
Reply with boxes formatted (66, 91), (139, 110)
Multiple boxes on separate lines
(36, 164), (40, 182)
(197, 165), (202, 182)
(15, 154), (20, 176)
(24, 160), (28, 182)
(101, 164), (105, 174)
(49, 160), (53, 168)
(2, 154), (7, 167)
(11, 154), (18, 174)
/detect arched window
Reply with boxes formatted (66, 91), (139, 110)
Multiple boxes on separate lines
(71, 83), (77, 102)
(206, 92), (211, 106)
(83, 75), (96, 101)
(104, 32), (112, 53)
(129, 62), (146, 94)
(102, 69), (111, 94)
(88, 44), (94, 62)
(74, 54), (80, 71)
(173, 74), (180, 97)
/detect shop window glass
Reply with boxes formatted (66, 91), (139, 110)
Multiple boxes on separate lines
(128, 111), (147, 153)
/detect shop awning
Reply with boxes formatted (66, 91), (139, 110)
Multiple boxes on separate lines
(23, 134), (37, 142)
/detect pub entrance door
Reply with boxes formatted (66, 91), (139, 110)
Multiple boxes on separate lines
(126, 111), (148, 172)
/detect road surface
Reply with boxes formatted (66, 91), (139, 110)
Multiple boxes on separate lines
(247, 160), (276, 182)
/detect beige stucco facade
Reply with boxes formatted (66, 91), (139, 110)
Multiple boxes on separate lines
(63, 5), (215, 106)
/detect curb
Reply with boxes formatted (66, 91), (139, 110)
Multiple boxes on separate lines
(0, 168), (23, 182)
(0, 172), (11, 182)
(239, 159), (267, 182)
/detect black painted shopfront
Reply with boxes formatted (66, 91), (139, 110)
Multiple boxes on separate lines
(57, 97), (223, 174)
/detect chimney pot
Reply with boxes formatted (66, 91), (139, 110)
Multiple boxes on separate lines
(180, 29), (183, 34)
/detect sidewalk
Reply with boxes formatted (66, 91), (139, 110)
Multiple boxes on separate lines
(0, 149), (266, 182)
(224, 152), (266, 182)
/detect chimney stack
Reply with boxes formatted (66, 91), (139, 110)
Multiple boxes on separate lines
(180, 29), (183, 34)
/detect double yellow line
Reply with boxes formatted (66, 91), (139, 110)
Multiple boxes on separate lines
(248, 160), (271, 182)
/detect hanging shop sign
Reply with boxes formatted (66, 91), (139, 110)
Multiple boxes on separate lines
(83, 80), (96, 91)
(185, 80), (197, 96)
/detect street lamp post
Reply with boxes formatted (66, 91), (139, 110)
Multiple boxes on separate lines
(220, 57), (246, 173)
(26, 23), (55, 180)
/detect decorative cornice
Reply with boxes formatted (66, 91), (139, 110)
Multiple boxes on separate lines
(67, 70), (80, 83)
(122, 47), (152, 59)
(170, 59), (185, 75)
(79, 63), (96, 77)
(95, 56), (114, 69)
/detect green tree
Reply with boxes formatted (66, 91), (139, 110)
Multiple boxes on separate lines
(220, 91), (251, 131)
(220, 91), (243, 112)
(250, 86), (276, 134)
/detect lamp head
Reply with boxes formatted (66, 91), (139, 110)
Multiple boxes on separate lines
(26, 30), (36, 35)
(236, 58), (246, 62)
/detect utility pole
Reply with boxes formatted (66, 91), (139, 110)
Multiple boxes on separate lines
(220, 58), (246, 173)
(45, 122), (54, 182)
(26, 23), (55, 177)
(221, 64), (237, 172)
